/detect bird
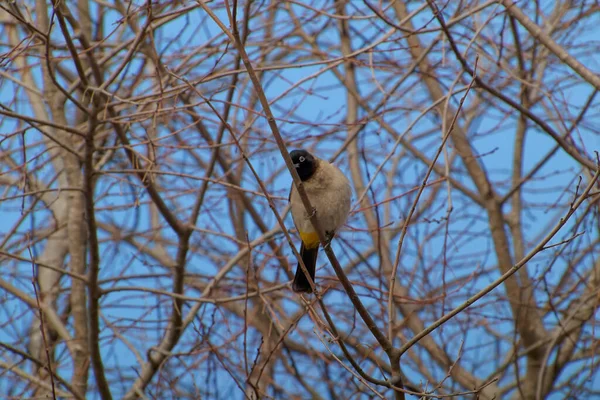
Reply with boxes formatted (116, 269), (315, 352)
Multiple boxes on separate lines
(289, 149), (352, 293)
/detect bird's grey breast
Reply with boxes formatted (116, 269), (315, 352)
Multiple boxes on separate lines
(290, 161), (352, 233)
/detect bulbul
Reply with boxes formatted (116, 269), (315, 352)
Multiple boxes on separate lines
(289, 149), (352, 293)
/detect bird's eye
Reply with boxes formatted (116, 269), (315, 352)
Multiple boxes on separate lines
(299, 156), (306, 162)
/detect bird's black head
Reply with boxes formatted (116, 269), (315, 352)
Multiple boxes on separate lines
(290, 149), (317, 181)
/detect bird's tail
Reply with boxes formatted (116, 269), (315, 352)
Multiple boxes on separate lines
(292, 242), (318, 293)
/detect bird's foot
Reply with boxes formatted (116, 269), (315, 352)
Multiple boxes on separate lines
(323, 231), (335, 249)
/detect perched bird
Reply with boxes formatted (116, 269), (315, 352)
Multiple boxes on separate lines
(289, 149), (352, 293)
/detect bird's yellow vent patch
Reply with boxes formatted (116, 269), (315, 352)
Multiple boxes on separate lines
(299, 231), (320, 248)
